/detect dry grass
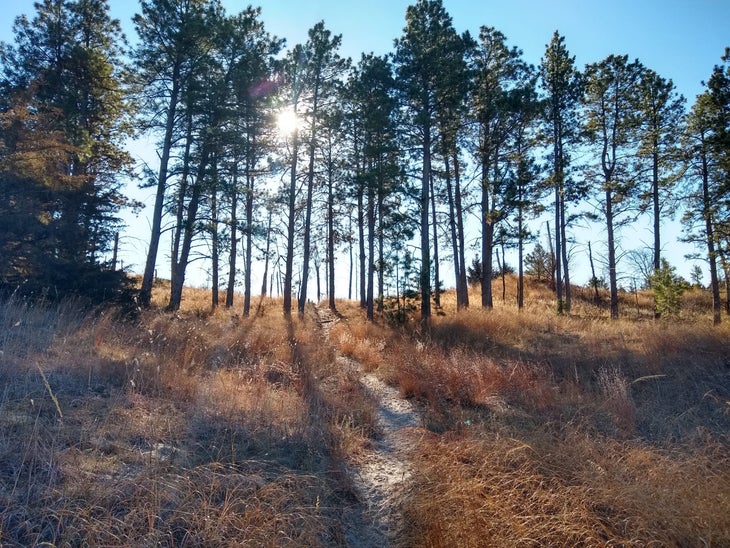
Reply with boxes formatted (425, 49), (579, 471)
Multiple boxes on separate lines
(2, 275), (729, 545)
(398, 431), (730, 547)
(330, 276), (730, 544)
(0, 283), (369, 546)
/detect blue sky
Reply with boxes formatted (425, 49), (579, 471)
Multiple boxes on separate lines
(2, 1), (728, 289)
(3, 1), (727, 104)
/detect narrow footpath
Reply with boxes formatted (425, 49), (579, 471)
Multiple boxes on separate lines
(315, 305), (422, 547)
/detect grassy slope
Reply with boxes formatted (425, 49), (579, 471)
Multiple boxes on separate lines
(1, 277), (728, 546)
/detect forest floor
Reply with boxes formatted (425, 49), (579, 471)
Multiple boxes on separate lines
(1, 282), (729, 546)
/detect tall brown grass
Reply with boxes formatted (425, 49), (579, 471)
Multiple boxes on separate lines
(398, 431), (730, 546)
(0, 284), (373, 545)
(332, 276), (730, 544)
(2, 275), (729, 545)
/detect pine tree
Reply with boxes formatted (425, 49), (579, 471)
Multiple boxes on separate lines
(540, 31), (582, 313)
(635, 69), (685, 272)
(395, 0), (464, 325)
(434, 31), (471, 310)
(133, 0), (217, 308)
(648, 259), (687, 316)
(348, 54), (401, 320)
(218, 8), (282, 315)
(0, 0), (134, 301)
(296, 22), (348, 316)
(583, 54), (644, 319)
(682, 53), (730, 324)
(470, 26), (529, 309)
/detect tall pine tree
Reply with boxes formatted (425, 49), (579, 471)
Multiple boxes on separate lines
(0, 0), (134, 301)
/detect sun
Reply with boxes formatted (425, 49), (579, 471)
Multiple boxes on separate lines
(276, 107), (299, 136)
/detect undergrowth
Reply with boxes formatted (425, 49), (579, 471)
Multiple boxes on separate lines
(331, 281), (730, 545)
(0, 287), (370, 546)
(1, 277), (729, 545)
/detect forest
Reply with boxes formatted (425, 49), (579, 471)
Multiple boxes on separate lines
(0, 0), (729, 321)
(1, 2), (730, 545)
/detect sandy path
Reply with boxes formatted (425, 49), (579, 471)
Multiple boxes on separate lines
(315, 306), (421, 547)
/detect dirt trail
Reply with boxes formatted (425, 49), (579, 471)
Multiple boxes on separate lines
(315, 305), (421, 547)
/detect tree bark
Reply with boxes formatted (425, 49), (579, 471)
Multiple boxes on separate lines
(169, 144), (211, 310)
(444, 155), (463, 309)
(606, 187), (619, 319)
(420, 116), (432, 324)
(454, 152), (468, 308)
(225, 161), (238, 308)
(700, 142), (722, 324)
(366, 160), (376, 321)
(140, 72), (180, 308)
(210, 160), (219, 309)
(554, 173), (563, 313)
(283, 127), (299, 316)
(429, 171), (440, 308)
(560, 192), (571, 311)
(243, 170), (254, 316)
(327, 148), (337, 311)
(260, 205), (273, 298)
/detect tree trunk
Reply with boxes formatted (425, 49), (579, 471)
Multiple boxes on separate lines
(243, 171), (254, 317)
(517, 188), (524, 310)
(210, 161), (219, 309)
(429, 172), (440, 308)
(327, 149), (337, 311)
(420, 119), (432, 325)
(377, 182), (385, 313)
(454, 152), (468, 308)
(111, 232), (119, 271)
(357, 166), (366, 308)
(560, 192), (571, 311)
(720, 255), (730, 316)
(500, 243), (506, 302)
(140, 74), (180, 308)
(348, 212), (353, 301)
(283, 126), (299, 316)
(170, 109), (194, 307)
(315, 258), (321, 302)
(169, 144), (210, 310)
(299, 71), (322, 316)
(226, 163), (238, 308)
(555, 178), (563, 314)
(652, 141), (661, 271)
(700, 145), (721, 324)
(588, 240), (601, 304)
(480, 159), (493, 309)
(606, 187), (619, 319)
(546, 221), (556, 291)
(261, 205), (272, 298)
(366, 160), (376, 321)
(444, 155), (462, 309)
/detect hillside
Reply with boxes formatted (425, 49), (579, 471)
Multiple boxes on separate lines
(1, 278), (729, 546)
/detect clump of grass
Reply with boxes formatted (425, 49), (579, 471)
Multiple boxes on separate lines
(597, 366), (636, 436)
(399, 430), (730, 546)
(0, 294), (86, 372)
(4, 461), (333, 546)
(329, 314), (387, 371)
(0, 290), (359, 545)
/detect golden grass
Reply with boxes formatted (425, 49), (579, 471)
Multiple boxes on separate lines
(327, 276), (730, 544)
(0, 283), (367, 545)
(399, 431), (730, 547)
(2, 275), (729, 545)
